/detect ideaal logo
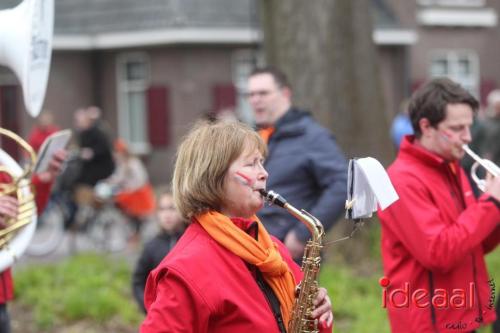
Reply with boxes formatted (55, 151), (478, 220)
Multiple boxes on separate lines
(379, 277), (476, 309)
(379, 277), (496, 330)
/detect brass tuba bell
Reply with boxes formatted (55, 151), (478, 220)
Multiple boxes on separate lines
(0, 127), (37, 270)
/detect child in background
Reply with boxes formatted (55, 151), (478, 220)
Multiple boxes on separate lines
(132, 188), (185, 313)
(106, 139), (155, 242)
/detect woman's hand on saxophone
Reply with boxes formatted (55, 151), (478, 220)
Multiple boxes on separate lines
(311, 287), (334, 329)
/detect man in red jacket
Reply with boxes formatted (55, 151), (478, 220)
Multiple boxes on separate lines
(378, 78), (500, 333)
(0, 149), (66, 333)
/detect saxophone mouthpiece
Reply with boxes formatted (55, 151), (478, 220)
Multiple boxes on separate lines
(259, 189), (287, 208)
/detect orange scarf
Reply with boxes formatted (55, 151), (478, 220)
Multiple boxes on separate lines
(258, 127), (275, 144)
(196, 211), (296, 328)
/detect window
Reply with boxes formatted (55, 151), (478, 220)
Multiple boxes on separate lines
(418, 0), (485, 7)
(116, 53), (150, 154)
(231, 49), (263, 125)
(429, 50), (479, 97)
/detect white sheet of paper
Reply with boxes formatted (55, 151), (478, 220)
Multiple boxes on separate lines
(346, 157), (399, 219)
(33, 129), (72, 174)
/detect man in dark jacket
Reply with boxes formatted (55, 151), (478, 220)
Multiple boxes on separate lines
(378, 78), (499, 333)
(74, 106), (115, 186)
(247, 67), (348, 261)
(69, 107), (115, 227)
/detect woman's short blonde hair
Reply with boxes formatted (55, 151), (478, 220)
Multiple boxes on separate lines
(173, 120), (267, 220)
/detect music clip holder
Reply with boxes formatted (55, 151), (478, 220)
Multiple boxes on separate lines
(325, 157), (399, 245)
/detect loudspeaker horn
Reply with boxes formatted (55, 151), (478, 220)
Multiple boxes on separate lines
(0, 0), (54, 118)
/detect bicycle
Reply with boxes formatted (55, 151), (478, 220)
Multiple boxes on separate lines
(26, 158), (134, 256)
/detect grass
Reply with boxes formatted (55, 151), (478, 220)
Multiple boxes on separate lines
(14, 253), (143, 331)
(11, 224), (499, 332)
(320, 264), (390, 332)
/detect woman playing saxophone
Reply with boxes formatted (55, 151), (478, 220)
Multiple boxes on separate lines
(140, 120), (333, 333)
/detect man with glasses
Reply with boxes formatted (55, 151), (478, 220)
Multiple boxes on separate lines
(246, 66), (348, 262)
(378, 78), (500, 333)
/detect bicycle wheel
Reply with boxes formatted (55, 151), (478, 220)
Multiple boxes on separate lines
(87, 206), (131, 252)
(25, 204), (65, 256)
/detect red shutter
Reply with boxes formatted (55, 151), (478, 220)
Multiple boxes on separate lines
(411, 79), (425, 94)
(147, 86), (169, 147)
(480, 79), (496, 107)
(212, 84), (237, 114)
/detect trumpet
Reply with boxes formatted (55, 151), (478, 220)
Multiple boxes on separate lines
(462, 144), (499, 192)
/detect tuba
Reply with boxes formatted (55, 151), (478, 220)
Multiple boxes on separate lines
(0, 0), (54, 270)
(0, 128), (37, 271)
(462, 144), (499, 192)
(260, 189), (325, 333)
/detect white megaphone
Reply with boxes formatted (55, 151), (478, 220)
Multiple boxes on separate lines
(0, 0), (54, 118)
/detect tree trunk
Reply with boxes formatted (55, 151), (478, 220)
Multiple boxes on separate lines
(259, 0), (393, 164)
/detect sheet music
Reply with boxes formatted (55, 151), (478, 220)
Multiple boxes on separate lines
(346, 157), (399, 219)
(33, 129), (72, 174)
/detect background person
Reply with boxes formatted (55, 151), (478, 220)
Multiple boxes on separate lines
(481, 89), (500, 167)
(27, 110), (61, 153)
(103, 139), (155, 242)
(482, 89), (500, 333)
(247, 67), (348, 262)
(378, 78), (500, 333)
(73, 107), (115, 187)
(131, 188), (184, 313)
(71, 107), (115, 227)
(389, 100), (413, 150)
(140, 120), (333, 333)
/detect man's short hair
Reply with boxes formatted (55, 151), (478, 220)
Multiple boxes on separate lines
(409, 78), (479, 138)
(172, 120), (267, 220)
(250, 66), (291, 90)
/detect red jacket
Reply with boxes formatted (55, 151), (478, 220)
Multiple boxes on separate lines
(27, 125), (60, 153)
(141, 217), (333, 333)
(0, 173), (52, 303)
(378, 136), (499, 333)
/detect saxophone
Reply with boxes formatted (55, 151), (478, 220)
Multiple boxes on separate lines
(259, 189), (325, 333)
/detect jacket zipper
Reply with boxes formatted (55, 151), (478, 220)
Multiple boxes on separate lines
(255, 274), (287, 333)
(471, 255), (483, 323)
(428, 271), (439, 333)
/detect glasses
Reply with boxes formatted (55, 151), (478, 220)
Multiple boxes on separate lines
(244, 90), (274, 99)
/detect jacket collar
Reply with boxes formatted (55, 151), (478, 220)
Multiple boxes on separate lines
(398, 135), (461, 170)
(272, 107), (310, 139)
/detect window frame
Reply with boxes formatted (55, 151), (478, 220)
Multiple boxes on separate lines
(417, 0), (485, 7)
(116, 52), (151, 154)
(230, 49), (263, 125)
(428, 49), (480, 98)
